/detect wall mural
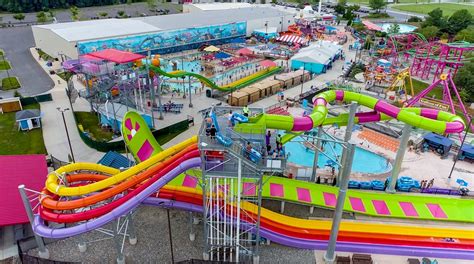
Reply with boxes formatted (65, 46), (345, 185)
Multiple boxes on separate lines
(77, 22), (247, 55)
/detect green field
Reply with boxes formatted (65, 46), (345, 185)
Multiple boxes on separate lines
(0, 103), (47, 155)
(1, 77), (21, 90)
(392, 3), (474, 16)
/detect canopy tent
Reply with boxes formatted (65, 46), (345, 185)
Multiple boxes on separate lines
(290, 40), (342, 74)
(204, 45), (220, 52)
(84, 48), (145, 64)
(276, 35), (307, 45)
(260, 60), (277, 68)
(215, 52), (231, 59)
(362, 20), (382, 31)
(253, 27), (278, 39)
(237, 48), (253, 56)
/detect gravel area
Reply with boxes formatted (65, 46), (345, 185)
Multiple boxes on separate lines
(27, 201), (348, 263)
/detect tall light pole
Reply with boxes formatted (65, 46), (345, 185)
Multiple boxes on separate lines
(300, 63), (305, 97)
(188, 75), (193, 108)
(57, 107), (75, 163)
(448, 118), (472, 179)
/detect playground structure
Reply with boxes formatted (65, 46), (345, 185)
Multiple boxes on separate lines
(384, 68), (414, 103)
(18, 84), (474, 263)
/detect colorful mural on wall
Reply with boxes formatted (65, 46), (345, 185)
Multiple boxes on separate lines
(77, 22), (247, 55)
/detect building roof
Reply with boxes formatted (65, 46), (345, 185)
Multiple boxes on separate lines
(423, 132), (453, 148)
(34, 19), (160, 42)
(15, 109), (40, 121)
(189, 3), (253, 11)
(98, 151), (134, 169)
(0, 155), (48, 226)
(84, 49), (145, 63)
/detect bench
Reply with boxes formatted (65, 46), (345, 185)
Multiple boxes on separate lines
(335, 255), (350, 264)
(352, 253), (373, 264)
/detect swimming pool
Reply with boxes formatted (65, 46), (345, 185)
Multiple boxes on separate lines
(377, 23), (417, 34)
(285, 137), (391, 174)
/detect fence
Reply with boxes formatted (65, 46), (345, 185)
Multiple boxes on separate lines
(77, 117), (191, 153)
(20, 94), (53, 106)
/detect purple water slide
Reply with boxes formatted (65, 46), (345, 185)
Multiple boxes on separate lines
(146, 197), (474, 260)
(32, 157), (202, 239)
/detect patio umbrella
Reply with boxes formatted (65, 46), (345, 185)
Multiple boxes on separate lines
(204, 45), (220, 52)
(260, 60), (276, 67)
(215, 52), (231, 59)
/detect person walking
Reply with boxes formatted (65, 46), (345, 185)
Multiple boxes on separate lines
(265, 130), (272, 152)
(209, 125), (217, 141)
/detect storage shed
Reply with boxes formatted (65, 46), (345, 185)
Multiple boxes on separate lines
(228, 91), (249, 106)
(239, 86), (260, 103)
(0, 97), (22, 113)
(15, 109), (41, 131)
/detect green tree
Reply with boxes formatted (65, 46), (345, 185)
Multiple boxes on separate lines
(127, 0), (133, 5)
(447, 9), (472, 35)
(147, 0), (156, 10)
(368, 0), (387, 13)
(98, 12), (108, 18)
(338, 0), (347, 6)
(387, 23), (400, 34)
(455, 26), (474, 42)
(70, 6), (80, 21)
(422, 8), (446, 29)
(13, 13), (25, 21)
(416, 25), (439, 40)
(454, 61), (474, 103)
(36, 11), (48, 23)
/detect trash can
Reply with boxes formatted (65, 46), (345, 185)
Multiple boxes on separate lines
(206, 89), (212, 98)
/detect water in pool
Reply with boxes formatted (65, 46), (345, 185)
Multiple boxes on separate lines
(377, 23), (417, 34)
(285, 137), (391, 174)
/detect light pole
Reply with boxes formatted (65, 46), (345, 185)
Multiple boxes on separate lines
(188, 75), (193, 108)
(300, 63), (305, 97)
(448, 118), (472, 179)
(57, 107), (75, 163)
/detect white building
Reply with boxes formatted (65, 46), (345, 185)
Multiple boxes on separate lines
(32, 6), (294, 59)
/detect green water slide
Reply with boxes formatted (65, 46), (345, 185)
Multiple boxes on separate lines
(149, 65), (281, 92)
(169, 172), (474, 222)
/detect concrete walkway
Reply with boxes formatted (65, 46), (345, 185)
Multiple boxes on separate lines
(30, 48), (103, 163)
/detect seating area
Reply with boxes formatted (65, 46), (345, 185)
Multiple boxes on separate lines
(358, 128), (400, 152)
(153, 103), (184, 114)
(266, 106), (290, 116)
(348, 180), (385, 191)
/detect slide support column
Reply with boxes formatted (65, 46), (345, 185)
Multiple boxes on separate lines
(386, 124), (412, 193)
(146, 50), (156, 128)
(324, 144), (355, 264)
(18, 185), (50, 259)
(337, 103), (358, 186)
(310, 126), (323, 182)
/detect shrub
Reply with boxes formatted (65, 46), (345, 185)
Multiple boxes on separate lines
(407, 16), (422, 23)
(366, 13), (391, 19)
(0, 60), (11, 70)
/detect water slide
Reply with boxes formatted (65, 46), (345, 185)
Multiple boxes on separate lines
(149, 65), (281, 92)
(235, 90), (465, 135)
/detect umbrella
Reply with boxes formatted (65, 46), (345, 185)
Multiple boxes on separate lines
(237, 48), (253, 56)
(456, 179), (468, 187)
(215, 52), (231, 59)
(260, 60), (276, 67)
(204, 45), (220, 52)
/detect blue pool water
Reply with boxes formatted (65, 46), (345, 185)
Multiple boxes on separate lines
(377, 23), (417, 34)
(285, 137), (391, 174)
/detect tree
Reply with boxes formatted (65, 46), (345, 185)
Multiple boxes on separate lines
(98, 12), (108, 18)
(147, 0), (156, 11)
(13, 13), (25, 21)
(454, 61), (474, 103)
(455, 26), (474, 42)
(127, 0), (133, 5)
(422, 8), (446, 29)
(338, 0), (347, 6)
(368, 0), (387, 13)
(36, 11), (48, 23)
(447, 9), (472, 35)
(70, 6), (80, 21)
(416, 25), (439, 40)
(387, 23), (400, 34)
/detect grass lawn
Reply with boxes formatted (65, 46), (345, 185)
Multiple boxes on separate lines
(407, 78), (445, 99)
(392, 3), (474, 16)
(0, 60), (11, 70)
(0, 103), (47, 155)
(75, 111), (114, 142)
(1, 77), (21, 90)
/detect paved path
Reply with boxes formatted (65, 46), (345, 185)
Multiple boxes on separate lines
(0, 27), (54, 97)
(30, 48), (103, 163)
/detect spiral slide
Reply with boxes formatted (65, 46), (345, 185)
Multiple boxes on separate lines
(149, 65), (281, 92)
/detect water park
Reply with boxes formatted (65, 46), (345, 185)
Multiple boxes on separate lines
(1, 2), (474, 264)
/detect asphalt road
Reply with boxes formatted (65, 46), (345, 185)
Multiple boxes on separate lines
(0, 26), (54, 97)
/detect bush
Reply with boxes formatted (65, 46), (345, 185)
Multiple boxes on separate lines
(57, 71), (73, 81)
(37, 48), (54, 61)
(407, 16), (422, 23)
(0, 60), (11, 70)
(366, 13), (391, 19)
(2, 77), (21, 90)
